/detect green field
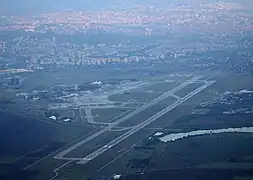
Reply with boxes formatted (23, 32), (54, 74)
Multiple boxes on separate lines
(92, 108), (133, 123)
(150, 133), (253, 170)
(23, 125), (101, 180)
(208, 73), (253, 93)
(22, 67), (148, 90)
(171, 113), (253, 130)
(0, 109), (99, 180)
(108, 91), (160, 102)
(141, 81), (178, 93)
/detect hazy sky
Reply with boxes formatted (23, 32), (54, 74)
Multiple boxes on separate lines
(1, 0), (118, 14)
(1, 0), (252, 14)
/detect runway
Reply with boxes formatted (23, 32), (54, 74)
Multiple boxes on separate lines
(54, 75), (206, 160)
(77, 80), (215, 164)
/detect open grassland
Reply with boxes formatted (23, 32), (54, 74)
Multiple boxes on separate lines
(151, 133), (253, 170)
(92, 108), (133, 123)
(108, 91), (160, 102)
(140, 81), (178, 94)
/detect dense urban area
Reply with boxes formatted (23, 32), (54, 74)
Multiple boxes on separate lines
(1, 0), (253, 180)
(0, 1), (253, 69)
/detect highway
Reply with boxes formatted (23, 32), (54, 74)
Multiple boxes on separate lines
(77, 80), (215, 163)
(54, 75), (203, 160)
